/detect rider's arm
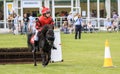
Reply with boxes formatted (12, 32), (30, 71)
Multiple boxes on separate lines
(35, 18), (42, 30)
(50, 18), (54, 25)
(50, 18), (55, 29)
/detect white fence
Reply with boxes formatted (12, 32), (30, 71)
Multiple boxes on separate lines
(55, 17), (120, 31)
(0, 17), (120, 33)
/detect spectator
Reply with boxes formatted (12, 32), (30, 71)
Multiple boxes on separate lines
(62, 21), (69, 34)
(112, 11), (118, 20)
(82, 22), (88, 33)
(13, 14), (19, 35)
(73, 13), (82, 39)
(28, 13), (35, 33)
(18, 15), (22, 34)
(87, 21), (93, 33)
(112, 11), (118, 32)
(112, 20), (118, 31)
(67, 12), (73, 26)
(7, 14), (14, 32)
(105, 18), (112, 32)
(68, 24), (74, 34)
(23, 13), (29, 34)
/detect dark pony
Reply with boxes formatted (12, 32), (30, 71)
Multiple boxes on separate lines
(33, 25), (55, 67)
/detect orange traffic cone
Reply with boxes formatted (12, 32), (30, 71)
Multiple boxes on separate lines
(103, 40), (114, 68)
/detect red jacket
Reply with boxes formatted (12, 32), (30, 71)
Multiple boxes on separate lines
(36, 15), (54, 31)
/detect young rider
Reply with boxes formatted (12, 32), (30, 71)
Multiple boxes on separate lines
(34, 7), (56, 50)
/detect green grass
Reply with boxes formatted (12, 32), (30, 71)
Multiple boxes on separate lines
(0, 32), (120, 74)
(0, 34), (27, 48)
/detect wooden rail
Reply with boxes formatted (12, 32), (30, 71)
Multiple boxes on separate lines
(0, 47), (41, 64)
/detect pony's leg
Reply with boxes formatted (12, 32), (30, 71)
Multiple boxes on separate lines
(45, 51), (51, 66)
(27, 33), (33, 51)
(33, 49), (37, 66)
(41, 52), (46, 67)
(39, 39), (47, 66)
(39, 39), (45, 49)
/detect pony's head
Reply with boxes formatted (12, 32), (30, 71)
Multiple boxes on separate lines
(46, 28), (55, 46)
(38, 25), (55, 46)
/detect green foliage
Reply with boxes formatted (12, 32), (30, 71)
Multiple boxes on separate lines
(0, 32), (120, 74)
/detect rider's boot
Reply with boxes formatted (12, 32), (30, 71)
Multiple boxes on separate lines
(35, 41), (39, 51)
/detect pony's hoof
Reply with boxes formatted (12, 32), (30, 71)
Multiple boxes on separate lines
(34, 64), (37, 66)
(42, 64), (46, 67)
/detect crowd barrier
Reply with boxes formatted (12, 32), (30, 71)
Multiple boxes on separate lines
(0, 17), (120, 33)
(55, 17), (120, 32)
(0, 47), (41, 64)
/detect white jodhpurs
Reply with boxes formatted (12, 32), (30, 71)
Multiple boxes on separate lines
(34, 30), (39, 41)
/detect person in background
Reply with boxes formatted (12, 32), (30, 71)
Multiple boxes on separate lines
(112, 11), (118, 32)
(68, 24), (74, 34)
(105, 18), (112, 32)
(28, 13), (35, 33)
(13, 14), (19, 35)
(18, 15), (22, 34)
(87, 21), (93, 33)
(67, 12), (74, 33)
(112, 20), (118, 31)
(112, 11), (118, 20)
(82, 22), (87, 33)
(67, 12), (73, 26)
(62, 20), (69, 34)
(23, 13), (29, 34)
(7, 14), (14, 32)
(73, 13), (82, 39)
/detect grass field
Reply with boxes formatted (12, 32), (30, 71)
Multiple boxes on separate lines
(0, 32), (120, 74)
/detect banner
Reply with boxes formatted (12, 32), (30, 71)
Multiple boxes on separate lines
(22, 0), (41, 8)
(51, 29), (63, 62)
(6, 3), (14, 18)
